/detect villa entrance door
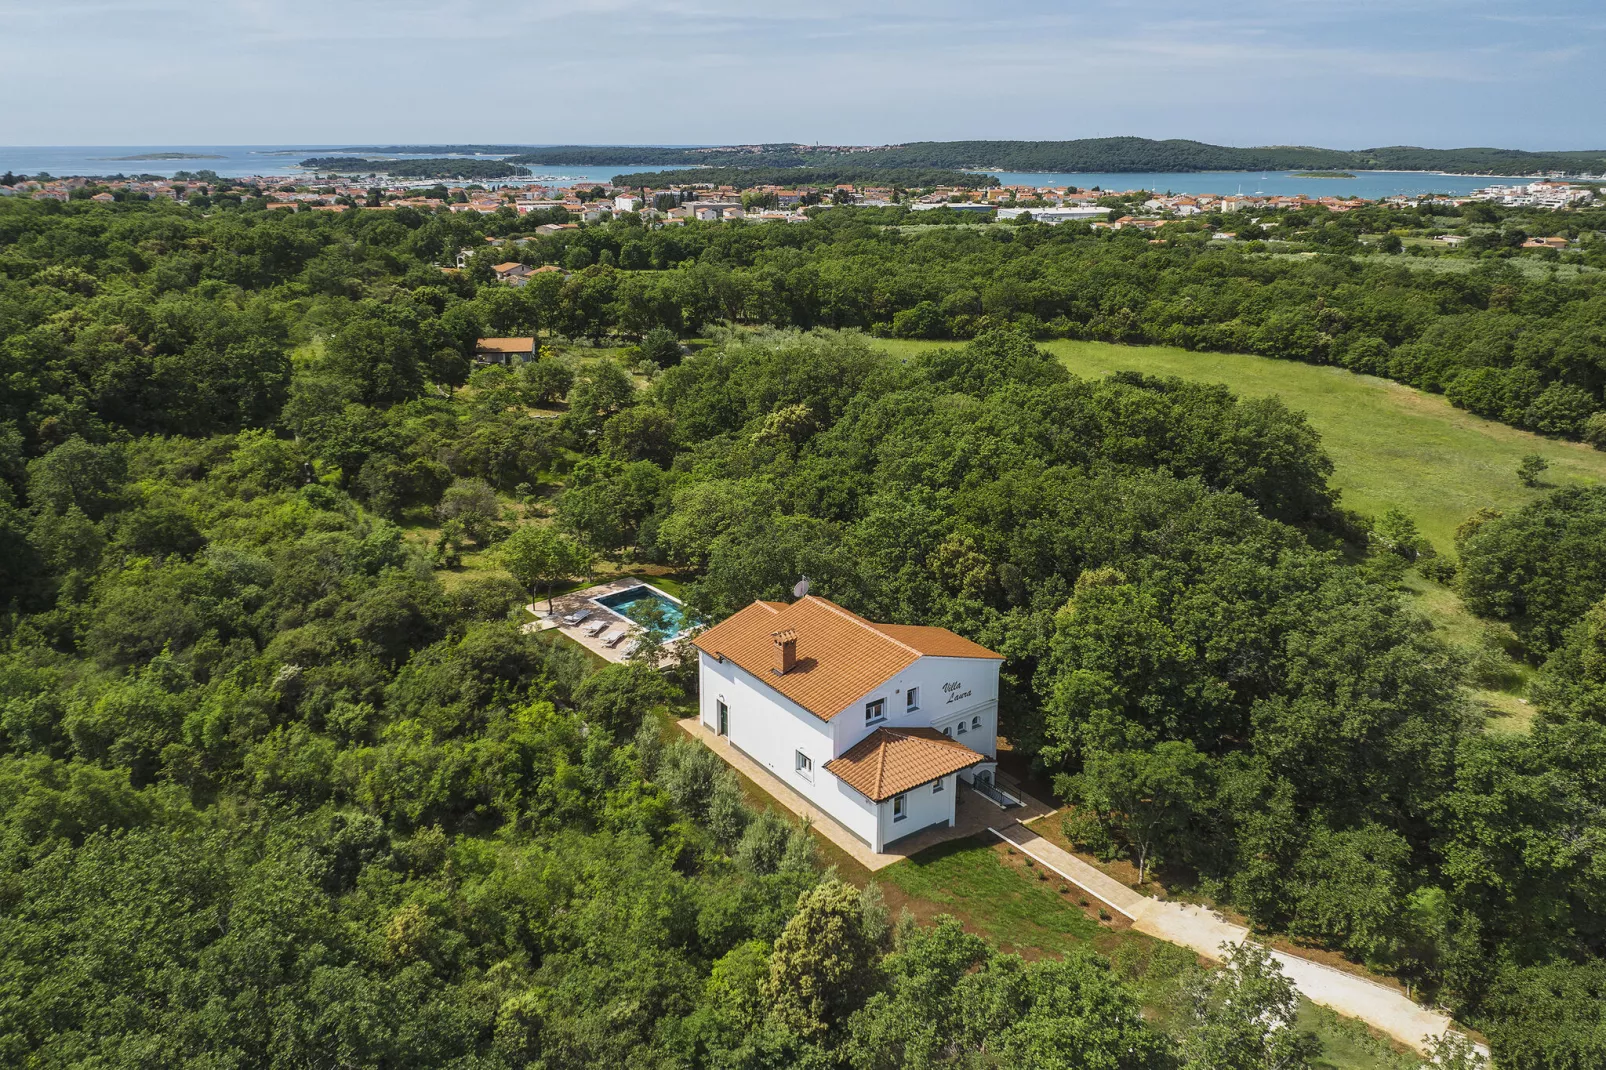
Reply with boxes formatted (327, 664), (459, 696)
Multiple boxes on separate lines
(717, 700), (729, 736)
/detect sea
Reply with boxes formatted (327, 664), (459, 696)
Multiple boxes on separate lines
(0, 145), (674, 188)
(0, 146), (1517, 198)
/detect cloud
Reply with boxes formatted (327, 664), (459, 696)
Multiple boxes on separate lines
(0, 0), (1601, 147)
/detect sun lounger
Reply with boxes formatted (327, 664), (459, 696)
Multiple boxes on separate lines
(602, 629), (627, 648)
(584, 618), (610, 637)
(620, 640), (640, 658)
(561, 609), (591, 626)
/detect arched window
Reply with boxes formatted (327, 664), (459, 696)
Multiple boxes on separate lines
(971, 716), (982, 731)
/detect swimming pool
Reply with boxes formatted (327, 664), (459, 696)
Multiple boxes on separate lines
(592, 584), (690, 637)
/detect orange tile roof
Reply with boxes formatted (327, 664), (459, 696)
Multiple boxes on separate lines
(825, 727), (987, 801)
(693, 596), (1001, 720)
(475, 337), (536, 353)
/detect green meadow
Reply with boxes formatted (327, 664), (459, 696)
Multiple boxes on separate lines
(876, 337), (1606, 554)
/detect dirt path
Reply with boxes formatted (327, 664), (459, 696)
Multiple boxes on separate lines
(992, 823), (1483, 1060)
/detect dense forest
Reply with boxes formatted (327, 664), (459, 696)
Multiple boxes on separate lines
(517, 146), (817, 168)
(1, 190), (1604, 1067)
(461, 199), (1606, 444)
(509, 139), (1606, 175)
(298, 158), (532, 180)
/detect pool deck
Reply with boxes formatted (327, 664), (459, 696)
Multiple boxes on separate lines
(523, 578), (682, 665)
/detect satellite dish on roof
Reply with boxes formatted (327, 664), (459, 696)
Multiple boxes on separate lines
(792, 576), (811, 600)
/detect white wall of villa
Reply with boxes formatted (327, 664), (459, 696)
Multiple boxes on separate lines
(875, 772), (955, 849)
(827, 654), (1000, 762)
(699, 651), (881, 847)
(697, 650), (1000, 851)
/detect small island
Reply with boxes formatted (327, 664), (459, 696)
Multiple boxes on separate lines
(97, 152), (228, 161)
(1293, 170), (1357, 178)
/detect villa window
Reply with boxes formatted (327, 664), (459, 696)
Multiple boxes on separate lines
(956, 720), (967, 735)
(865, 698), (886, 725)
(942, 726), (951, 737)
(971, 716), (982, 732)
(905, 687), (919, 712)
(795, 750), (813, 781)
(933, 777), (944, 794)
(892, 794), (907, 821)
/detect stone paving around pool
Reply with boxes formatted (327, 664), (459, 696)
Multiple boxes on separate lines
(523, 578), (678, 664)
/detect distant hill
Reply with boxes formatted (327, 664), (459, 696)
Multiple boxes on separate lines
(516, 145), (814, 168)
(298, 157), (529, 179)
(608, 167), (999, 190)
(506, 139), (1606, 176)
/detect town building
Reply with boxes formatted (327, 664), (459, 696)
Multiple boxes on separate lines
(995, 205), (1110, 224)
(693, 595), (1005, 854)
(909, 201), (994, 214)
(474, 337), (536, 363)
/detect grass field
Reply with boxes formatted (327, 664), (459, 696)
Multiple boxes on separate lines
(875, 337), (1606, 554)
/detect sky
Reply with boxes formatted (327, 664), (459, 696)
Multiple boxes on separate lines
(2, 0), (1605, 149)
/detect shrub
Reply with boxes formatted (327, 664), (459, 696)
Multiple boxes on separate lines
(1583, 412), (1606, 449)
(1524, 383), (1597, 437)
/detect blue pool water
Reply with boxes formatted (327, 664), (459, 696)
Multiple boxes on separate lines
(594, 585), (689, 636)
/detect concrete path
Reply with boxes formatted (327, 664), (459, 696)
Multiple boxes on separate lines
(992, 822), (1481, 1059)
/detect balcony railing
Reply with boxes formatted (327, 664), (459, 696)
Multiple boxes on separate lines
(968, 773), (1022, 810)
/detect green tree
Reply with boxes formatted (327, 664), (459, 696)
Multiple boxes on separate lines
(435, 478), (503, 545)
(762, 877), (883, 1036)
(1458, 486), (1606, 652)
(520, 357), (575, 405)
(601, 405), (675, 465)
(564, 358), (636, 436)
(1518, 453), (1549, 487)
(1371, 507), (1428, 562)
(572, 662), (674, 737)
(1060, 741), (1211, 884)
(496, 524), (591, 611)
(638, 327), (682, 369)
(1175, 943), (1318, 1070)
(325, 320), (424, 406)
(1533, 595), (1606, 722)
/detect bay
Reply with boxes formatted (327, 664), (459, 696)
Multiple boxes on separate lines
(0, 145), (682, 186)
(0, 146), (1522, 198)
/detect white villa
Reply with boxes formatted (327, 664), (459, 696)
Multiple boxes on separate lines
(693, 595), (1005, 853)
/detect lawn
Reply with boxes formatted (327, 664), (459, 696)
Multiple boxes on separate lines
(704, 741), (1423, 1070)
(878, 837), (1115, 958)
(875, 337), (1606, 555)
(1301, 1003), (1421, 1070)
(876, 838), (1418, 1068)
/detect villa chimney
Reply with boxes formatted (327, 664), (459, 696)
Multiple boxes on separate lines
(772, 629), (798, 674)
